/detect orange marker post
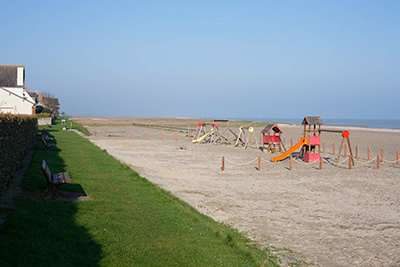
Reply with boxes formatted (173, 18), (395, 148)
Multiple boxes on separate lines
(222, 157), (225, 171)
(290, 156), (293, 171)
(258, 156), (261, 171)
(323, 142), (325, 153)
(175, 132), (177, 141)
(333, 143), (335, 155)
(344, 144), (347, 157)
(160, 132), (162, 140)
(397, 150), (399, 165)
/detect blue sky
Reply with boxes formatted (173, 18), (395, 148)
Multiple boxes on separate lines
(2, 1), (399, 120)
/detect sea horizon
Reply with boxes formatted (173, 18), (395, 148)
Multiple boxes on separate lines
(231, 117), (400, 130)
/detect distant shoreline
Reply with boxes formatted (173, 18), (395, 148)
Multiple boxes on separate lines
(230, 117), (400, 131)
(71, 116), (400, 132)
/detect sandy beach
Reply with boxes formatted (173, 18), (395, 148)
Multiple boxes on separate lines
(75, 117), (400, 266)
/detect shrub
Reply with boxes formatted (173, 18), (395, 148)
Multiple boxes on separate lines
(36, 113), (51, 118)
(0, 114), (37, 196)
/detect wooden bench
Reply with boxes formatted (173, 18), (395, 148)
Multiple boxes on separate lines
(41, 130), (54, 140)
(41, 160), (71, 192)
(42, 137), (56, 150)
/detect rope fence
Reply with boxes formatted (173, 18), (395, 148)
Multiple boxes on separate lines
(221, 153), (399, 172)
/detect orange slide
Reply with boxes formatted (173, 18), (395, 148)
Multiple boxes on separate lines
(270, 137), (309, 162)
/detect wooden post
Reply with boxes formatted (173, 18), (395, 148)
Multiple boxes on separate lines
(349, 156), (352, 170)
(336, 138), (345, 166)
(368, 147), (370, 160)
(160, 132), (162, 140)
(319, 156), (322, 170)
(333, 142), (335, 155)
(356, 146), (358, 159)
(262, 135), (265, 152)
(377, 155), (380, 169)
(258, 156), (261, 171)
(175, 132), (177, 141)
(381, 148), (383, 162)
(290, 156), (292, 171)
(130, 131), (132, 139)
(344, 144), (347, 156)
(145, 131), (147, 140)
(397, 150), (399, 165)
(323, 142), (325, 153)
(222, 157), (225, 171)
(347, 138), (355, 166)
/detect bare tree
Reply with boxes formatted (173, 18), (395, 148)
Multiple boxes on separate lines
(42, 91), (60, 115)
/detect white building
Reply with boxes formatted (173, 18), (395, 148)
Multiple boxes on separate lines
(0, 87), (35, 114)
(0, 65), (35, 115)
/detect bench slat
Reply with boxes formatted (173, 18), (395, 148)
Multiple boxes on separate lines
(63, 173), (72, 183)
(53, 173), (65, 185)
(41, 160), (52, 184)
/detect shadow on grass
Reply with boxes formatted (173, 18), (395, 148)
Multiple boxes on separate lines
(0, 123), (102, 266)
(0, 199), (102, 266)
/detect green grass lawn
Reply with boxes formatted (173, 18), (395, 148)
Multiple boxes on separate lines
(0, 121), (277, 266)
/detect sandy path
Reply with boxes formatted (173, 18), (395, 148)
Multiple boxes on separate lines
(86, 124), (400, 266)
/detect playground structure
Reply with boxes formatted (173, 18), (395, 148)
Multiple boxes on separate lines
(192, 122), (211, 142)
(300, 116), (323, 162)
(212, 119), (230, 144)
(319, 129), (354, 166)
(234, 126), (260, 149)
(192, 122), (228, 144)
(261, 124), (286, 153)
(270, 116), (356, 164)
(271, 116), (322, 162)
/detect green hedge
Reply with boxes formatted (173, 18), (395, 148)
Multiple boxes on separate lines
(0, 114), (37, 196)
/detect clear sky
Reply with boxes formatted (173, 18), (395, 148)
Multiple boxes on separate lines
(2, 1), (399, 120)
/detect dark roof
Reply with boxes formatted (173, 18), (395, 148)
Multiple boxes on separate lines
(261, 124), (283, 134)
(302, 116), (323, 125)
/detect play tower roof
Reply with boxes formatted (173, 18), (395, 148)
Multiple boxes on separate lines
(261, 124), (283, 134)
(302, 116), (323, 125)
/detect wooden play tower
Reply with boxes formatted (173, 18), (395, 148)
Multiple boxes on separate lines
(301, 116), (322, 162)
(261, 124), (285, 153)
